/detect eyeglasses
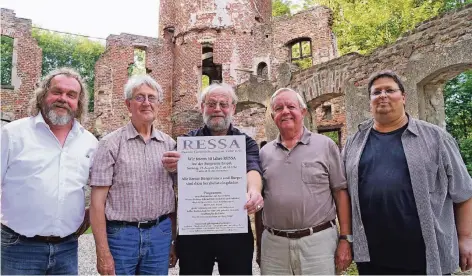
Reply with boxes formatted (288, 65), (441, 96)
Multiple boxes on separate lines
(133, 94), (158, 103)
(370, 89), (401, 96)
(204, 101), (231, 109)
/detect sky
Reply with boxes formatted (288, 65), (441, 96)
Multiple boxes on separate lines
(1, 0), (160, 43)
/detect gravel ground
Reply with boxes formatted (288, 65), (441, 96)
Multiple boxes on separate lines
(79, 234), (471, 275)
(78, 233), (261, 275)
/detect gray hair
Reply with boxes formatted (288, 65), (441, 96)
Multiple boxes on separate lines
(197, 83), (238, 105)
(29, 67), (89, 123)
(270, 88), (307, 110)
(124, 74), (163, 102)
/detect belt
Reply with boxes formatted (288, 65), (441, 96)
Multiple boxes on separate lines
(1, 224), (74, 244)
(266, 219), (335, 239)
(107, 214), (168, 229)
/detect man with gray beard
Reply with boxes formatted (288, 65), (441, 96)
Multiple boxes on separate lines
(162, 83), (263, 275)
(1, 68), (98, 275)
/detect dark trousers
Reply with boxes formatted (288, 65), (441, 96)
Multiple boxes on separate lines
(177, 220), (254, 275)
(357, 262), (427, 275)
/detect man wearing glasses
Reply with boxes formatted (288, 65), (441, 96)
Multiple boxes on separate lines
(162, 83), (263, 275)
(343, 70), (472, 274)
(89, 75), (178, 275)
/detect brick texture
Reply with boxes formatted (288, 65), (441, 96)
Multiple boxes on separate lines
(4, 3), (472, 147)
(1, 9), (42, 122)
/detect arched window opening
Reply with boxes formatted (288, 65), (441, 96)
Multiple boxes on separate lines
(257, 62), (268, 79)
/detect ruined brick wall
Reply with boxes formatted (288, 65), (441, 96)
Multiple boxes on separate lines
(233, 106), (267, 144)
(250, 0), (272, 23)
(313, 96), (347, 146)
(271, 6), (337, 82)
(290, 4), (472, 137)
(93, 33), (173, 137)
(0, 9), (42, 121)
(167, 0), (273, 137)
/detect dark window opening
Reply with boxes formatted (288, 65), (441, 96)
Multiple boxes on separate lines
(290, 39), (312, 70)
(1, 35), (14, 86)
(322, 105), (332, 120)
(202, 45), (222, 87)
(257, 62), (268, 79)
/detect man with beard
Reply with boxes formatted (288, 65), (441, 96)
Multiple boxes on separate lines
(1, 68), (98, 274)
(343, 70), (472, 274)
(89, 75), (178, 275)
(162, 83), (264, 275)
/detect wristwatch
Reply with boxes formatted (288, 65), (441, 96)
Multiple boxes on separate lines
(339, 235), (353, 243)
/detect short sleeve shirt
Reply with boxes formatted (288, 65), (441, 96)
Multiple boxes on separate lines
(260, 127), (347, 230)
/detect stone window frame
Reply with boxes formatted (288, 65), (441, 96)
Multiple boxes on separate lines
(317, 124), (342, 150)
(289, 38), (312, 61)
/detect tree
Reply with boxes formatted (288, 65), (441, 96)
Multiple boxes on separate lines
(32, 28), (105, 112)
(444, 70), (472, 175)
(1, 35), (14, 86)
(272, 0), (292, 17)
(300, 0), (445, 55)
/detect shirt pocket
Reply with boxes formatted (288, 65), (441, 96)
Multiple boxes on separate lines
(425, 161), (439, 193)
(301, 161), (329, 185)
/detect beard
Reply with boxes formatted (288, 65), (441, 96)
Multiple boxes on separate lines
(43, 101), (75, 126)
(203, 113), (232, 133)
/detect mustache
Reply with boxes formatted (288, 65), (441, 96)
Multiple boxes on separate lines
(51, 102), (71, 111)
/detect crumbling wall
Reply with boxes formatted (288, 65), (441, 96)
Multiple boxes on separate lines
(290, 4), (472, 136)
(93, 33), (173, 136)
(0, 8), (42, 122)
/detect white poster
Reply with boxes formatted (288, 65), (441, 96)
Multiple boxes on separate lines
(177, 136), (248, 235)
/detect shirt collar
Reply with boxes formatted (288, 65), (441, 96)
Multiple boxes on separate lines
(358, 113), (418, 136)
(275, 126), (311, 147)
(125, 121), (164, 141)
(34, 112), (84, 134)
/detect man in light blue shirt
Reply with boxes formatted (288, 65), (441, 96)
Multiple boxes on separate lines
(1, 68), (98, 275)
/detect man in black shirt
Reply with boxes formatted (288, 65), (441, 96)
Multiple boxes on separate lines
(342, 70), (472, 275)
(162, 83), (263, 275)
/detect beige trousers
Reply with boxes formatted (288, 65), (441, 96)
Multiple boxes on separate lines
(261, 225), (338, 275)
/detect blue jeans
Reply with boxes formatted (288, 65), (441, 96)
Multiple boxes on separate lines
(1, 225), (78, 275)
(107, 217), (172, 275)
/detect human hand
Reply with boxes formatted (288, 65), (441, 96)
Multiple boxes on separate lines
(169, 241), (178, 268)
(162, 151), (180, 173)
(335, 239), (352, 274)
(245, 190), (263, 215)
(459, 235), (472, 271)
(97, 252), (115, 275)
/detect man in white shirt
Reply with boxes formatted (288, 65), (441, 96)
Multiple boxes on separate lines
(1, 67), (98, 275)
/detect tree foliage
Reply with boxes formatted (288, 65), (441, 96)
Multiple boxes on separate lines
(128, 48), (146, 76)
(32, 28), (105, 112)
(1, 35), (14, 86)
(272, 0), (292, 17)
(444, 70), (472, 175)
(299, 0), (444, 55)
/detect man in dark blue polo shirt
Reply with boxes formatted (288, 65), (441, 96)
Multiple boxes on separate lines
(162, 83), (263, 275)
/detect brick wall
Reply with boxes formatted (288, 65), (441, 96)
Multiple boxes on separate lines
(93, 33), (173, 137)
(0, 9), (42, 121)
(290, 4), (472, 136)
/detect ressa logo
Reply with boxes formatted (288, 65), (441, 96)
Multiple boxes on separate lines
(183, 138), (241, 150)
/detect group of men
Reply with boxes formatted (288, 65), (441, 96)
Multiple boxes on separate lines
(1, 67), (471, 275)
